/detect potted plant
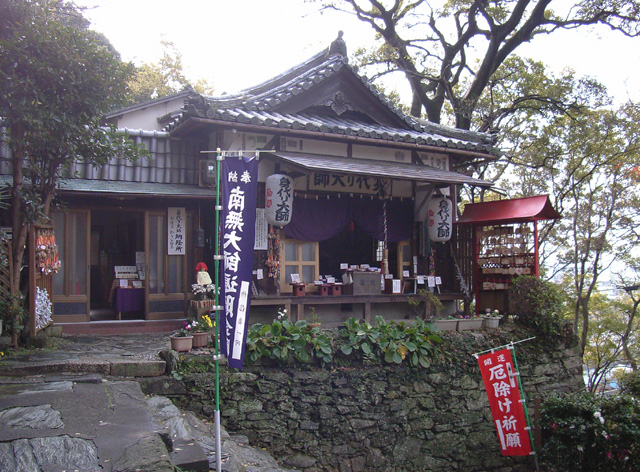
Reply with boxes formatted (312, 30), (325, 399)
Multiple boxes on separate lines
(482, 309), (502, 328)
(308, 307), (321, 328)
(455, 314), (484, 331)
(192, 315), (214, 348)
(170, 323), (194, 352)
(408, 289), (455, 330)
(408, 288), (444, 319)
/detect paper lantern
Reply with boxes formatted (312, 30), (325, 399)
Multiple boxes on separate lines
(265, 174), (294, 226)
(427, 196), (453, 242)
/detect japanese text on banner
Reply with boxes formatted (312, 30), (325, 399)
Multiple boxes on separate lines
(477, 348), (532, 456)
(220, 156), (259, 370)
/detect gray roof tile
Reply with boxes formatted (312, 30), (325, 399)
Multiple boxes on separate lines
(166, 51), (497, 157)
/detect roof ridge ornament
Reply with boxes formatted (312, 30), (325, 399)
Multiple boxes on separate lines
(326, 31), (347, 61)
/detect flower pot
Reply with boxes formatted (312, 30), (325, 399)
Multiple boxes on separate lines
(428, 320), (458, 331)
(192, 332), (210, 348)
(456, 319), (484, 331)
(170, 335), (193, 352)
(484, 317), (501, 329)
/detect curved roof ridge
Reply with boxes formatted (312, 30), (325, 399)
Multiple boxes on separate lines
(415, 117), (495, 145)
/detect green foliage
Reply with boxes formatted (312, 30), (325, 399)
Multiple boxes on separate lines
(245, 319), (333, 366)
(171, 355), (215, 380)
(0, 296), (27, 337)
(509, 276), (572, 341)
(316, 0), (639, 129)
(244, 316), (442, 368)
(407, 288), (444, 318)
(338, 316), (442, 367)
(126, 40), (215, 104)
(0, 0), (147, 302)
(619, 371), (640, 398)
(540, 392), (640, 471)
(510, 275), (560, 319)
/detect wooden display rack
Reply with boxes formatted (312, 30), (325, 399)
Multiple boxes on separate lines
(455, 196), (561, 316)
(28, 224), (57, 337)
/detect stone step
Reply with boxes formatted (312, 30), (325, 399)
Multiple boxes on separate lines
(0, 358), (166, 377)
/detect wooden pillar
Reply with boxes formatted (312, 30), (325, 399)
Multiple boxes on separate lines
(28, 225), (36, 338)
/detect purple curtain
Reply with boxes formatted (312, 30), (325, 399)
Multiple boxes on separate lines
(352, 198), (413, 242)
(285, 196), (413, 243)
(285, 197), (351, 242)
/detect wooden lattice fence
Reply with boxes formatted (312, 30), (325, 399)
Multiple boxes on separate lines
(0, 238), (12, 304)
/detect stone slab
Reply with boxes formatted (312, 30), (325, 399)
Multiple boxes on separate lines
(171, 438), (209, 472)
(110, 360), (166, 377)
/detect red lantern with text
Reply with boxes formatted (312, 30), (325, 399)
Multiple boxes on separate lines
(427, 196), (452, 242)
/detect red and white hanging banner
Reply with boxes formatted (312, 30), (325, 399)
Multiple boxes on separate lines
(477, 348), (532, 456)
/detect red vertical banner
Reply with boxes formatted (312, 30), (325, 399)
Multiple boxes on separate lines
(477, 348), (532, 456)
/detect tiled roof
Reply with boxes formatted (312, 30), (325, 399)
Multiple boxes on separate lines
(269, 151), (493, 187)
(0, 175), (215, 198)
(106, 88), (196, 119)
(57, 178), (215, 197)
(167, 51), (497, 156)
(0, 129), (202, 188)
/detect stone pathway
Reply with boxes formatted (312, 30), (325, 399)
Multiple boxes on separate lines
(0, 334), (295, 472)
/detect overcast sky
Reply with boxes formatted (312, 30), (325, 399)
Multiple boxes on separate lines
(75, 0), (639, 103)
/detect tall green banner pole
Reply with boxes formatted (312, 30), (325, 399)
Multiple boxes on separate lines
(509, 343), (540, 472)
(213, 147), (223, 472)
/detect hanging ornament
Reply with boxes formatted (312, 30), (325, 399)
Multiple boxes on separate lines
(265, 174), (294, 226)
(427, 196), (453, 242)
(35, 287), (53, 330)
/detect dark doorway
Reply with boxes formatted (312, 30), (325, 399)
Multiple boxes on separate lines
(319, 224), (376, 277)
(90, 210), (144, 320)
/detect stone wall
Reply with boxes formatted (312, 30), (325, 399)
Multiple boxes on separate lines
(160, 327), (583, 472)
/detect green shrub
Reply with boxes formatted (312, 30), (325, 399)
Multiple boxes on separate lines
(407, 288), (444, 318)
(245, 319), (333, 366)
(244, 316), (442, 368)
(337, 315), (442, 367)
(0, 296), (27, 338)
(618, 371), (640, 398)
(509, 275), (572, 340)
(540, 392), (640, 471)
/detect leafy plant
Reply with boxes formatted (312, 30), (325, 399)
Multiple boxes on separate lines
(193, 314), (214, 333)
(245, 318), (332, 366)
(171, 356), (215, 380)
(509, 275), (572, 341)
(407, 289), (444, 319)
(336, 317), (380, 363)
(0, 296), (27, 338)
(172, 322), (195, 338)
(540, 392), (640, 471)
(244, 316), (442, 368)
(336, 316), (442, 367)
(619, 371), (640, 398)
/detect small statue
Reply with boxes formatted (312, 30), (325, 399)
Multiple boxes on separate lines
(195, 262), (212, 285)
(327, 31), (347, 58)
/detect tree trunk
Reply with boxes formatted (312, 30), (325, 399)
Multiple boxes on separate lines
(9, 121), (28, 346)
(579, 298), (589, 356)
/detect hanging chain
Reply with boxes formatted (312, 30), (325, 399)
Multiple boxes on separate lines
(383, 197), (388, 249)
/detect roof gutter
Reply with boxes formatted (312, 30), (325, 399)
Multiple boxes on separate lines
(169, 117), (498, 162)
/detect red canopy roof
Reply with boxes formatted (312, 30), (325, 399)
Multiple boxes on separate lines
(456, 195), (561, 225)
